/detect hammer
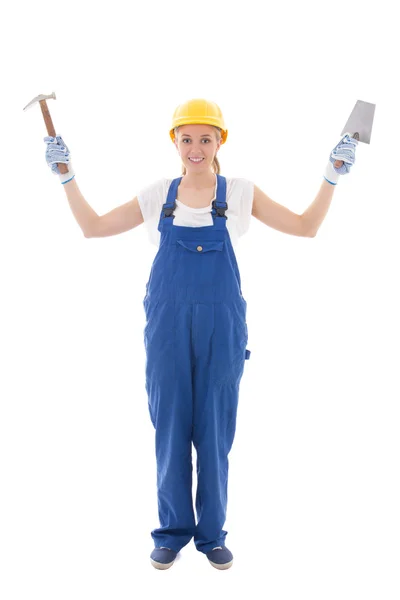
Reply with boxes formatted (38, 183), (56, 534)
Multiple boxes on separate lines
(23, 91), (69, 175)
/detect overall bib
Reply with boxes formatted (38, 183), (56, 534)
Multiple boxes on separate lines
(143, 174), (251, 554)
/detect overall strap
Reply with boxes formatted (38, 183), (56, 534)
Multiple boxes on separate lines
(158, 174), (228, 233)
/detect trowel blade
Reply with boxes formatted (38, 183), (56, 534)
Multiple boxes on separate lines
(341, 100), (376, 144)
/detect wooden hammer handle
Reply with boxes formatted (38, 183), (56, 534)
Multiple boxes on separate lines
(333, 132), (359, 169)
(39, 100), (69, 174)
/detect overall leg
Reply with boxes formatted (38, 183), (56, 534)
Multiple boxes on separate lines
(191, 301), (247, 554)
(145, 300), (196, 552)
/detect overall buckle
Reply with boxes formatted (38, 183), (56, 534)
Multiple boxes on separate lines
(212, 200), (227, 218)
(162, 201), (176, 218)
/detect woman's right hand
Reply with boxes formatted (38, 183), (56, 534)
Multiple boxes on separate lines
(44, 134), (75, 184)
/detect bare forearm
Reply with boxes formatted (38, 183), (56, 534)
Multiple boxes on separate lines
(301, 179), (336, 237)
(62, 178), (99, 237)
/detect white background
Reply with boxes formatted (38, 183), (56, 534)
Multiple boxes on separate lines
(1, 0), (399, 598)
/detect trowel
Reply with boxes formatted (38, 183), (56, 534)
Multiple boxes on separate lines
(333, 99), (375, 168)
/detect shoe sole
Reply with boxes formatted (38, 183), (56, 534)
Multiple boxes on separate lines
(150, 558), (175, 570)
(208, 558), (233, 570)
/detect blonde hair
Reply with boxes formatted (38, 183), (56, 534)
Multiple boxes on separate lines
(174, 126), (222, 175)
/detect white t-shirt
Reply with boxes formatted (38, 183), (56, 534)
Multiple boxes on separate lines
(137, 175), (254, 249)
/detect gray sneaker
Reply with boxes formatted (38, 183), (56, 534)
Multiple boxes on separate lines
(206, 546), (234, 570)
(150, 547), (178, 570)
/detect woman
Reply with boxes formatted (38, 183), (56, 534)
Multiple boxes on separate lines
(44, 98), (358, 570)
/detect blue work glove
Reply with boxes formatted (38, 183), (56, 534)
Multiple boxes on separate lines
(44, 134), (76, 184)
(323, 133), (358, 185)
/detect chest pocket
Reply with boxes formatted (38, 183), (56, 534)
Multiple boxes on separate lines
(176, 240), (224, 253)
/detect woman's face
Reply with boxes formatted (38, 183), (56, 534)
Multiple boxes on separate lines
(175, 124), (221, 171)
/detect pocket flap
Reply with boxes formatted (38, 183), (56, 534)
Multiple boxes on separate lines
(177, 239), (224, 253)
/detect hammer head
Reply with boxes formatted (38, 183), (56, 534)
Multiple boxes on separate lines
(23, 91), (56, 111)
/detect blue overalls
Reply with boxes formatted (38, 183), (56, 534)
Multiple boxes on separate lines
(143, 174), (251, 555)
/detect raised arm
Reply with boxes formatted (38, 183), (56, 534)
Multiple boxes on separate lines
(63, 178), (144, 238)
(252, 180), (336, 238)
(251, 184), (310, 237)
(85, 197), (144, 238)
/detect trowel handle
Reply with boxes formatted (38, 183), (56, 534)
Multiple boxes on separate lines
(333, 132), (359, 169)
(39, 99), (69, 175)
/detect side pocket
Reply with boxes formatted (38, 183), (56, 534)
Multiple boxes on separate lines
(143, 299), (159, 340)
(241, 320), (249, 342)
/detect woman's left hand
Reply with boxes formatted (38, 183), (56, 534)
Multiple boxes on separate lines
(330, 133), (358, 174)
(323, 133), (358, 185)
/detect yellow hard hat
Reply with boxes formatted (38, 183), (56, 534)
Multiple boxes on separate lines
(169, 98), (228, 144)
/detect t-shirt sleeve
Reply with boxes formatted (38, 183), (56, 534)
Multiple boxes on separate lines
(137, 178), (166, 246)
(234, 177), (254, 237)
(137, 178), (166, 223)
